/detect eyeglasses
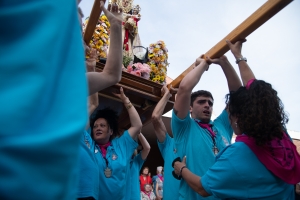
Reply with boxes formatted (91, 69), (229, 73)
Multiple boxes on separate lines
(198, 99), (213, 107)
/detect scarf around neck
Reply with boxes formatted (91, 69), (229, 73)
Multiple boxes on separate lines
(157, 174), (164, 182)
(97, 141), (111, 158)
(235, 133), (300, 184)
(194, 119), (216, 138)
(142, 191), (151, 199)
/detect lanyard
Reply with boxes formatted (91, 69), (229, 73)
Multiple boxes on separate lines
(194, 119), (219, 155)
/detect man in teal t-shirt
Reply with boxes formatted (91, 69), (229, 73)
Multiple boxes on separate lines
(152, 85), (180, 200)
(171, 56), (242, 200)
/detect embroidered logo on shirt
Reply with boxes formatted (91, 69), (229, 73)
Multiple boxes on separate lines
(95, 149), (98, 154)
(85, 140), (90, 149)
(112, 154), (118, 160)
(222, 135), (229, 146)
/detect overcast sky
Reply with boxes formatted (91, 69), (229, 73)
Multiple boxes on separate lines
(80, 0), (300, 133)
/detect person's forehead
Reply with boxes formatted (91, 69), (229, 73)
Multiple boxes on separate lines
(196, 96), (213, 101)
(95, 118), (108, 124)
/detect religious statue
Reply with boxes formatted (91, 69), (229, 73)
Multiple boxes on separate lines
(116, 0), (143, 56)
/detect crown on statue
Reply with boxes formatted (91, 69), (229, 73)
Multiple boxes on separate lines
(132, 4), (141, 13)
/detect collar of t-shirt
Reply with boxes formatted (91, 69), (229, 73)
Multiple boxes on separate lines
(97, 141), (111, 157)
(194, 119), (216, 138)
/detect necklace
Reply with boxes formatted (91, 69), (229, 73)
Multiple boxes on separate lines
(194, 119), (219, 155)
(95, 144), (112, 178)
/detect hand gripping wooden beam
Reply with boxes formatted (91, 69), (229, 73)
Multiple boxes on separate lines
(168, 0), (293, 89)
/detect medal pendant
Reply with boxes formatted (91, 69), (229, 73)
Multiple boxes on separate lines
(213, 146), (219, 155)
(104, 167), (112, 178)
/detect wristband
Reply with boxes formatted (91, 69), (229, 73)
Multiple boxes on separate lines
(236, 57), (247, 64)
(126, 103), (132, 110)
(179, 165), (187, 177)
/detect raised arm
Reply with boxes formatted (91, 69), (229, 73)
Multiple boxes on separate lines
(87, 2), (123, 95)
(113, 87), (142, 140)
(86, 49), (99, 130)
(174, 58), (209, 119)
(152, 85), (176, 142)
(226, 39), (255, 86)
(206, 55), (242, 92)
(138, 133), (150, 160)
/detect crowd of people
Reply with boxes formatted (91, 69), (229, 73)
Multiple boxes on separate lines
(1, 0), (300, 200)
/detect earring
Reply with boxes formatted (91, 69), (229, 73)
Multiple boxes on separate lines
(235, 122), (238, 128)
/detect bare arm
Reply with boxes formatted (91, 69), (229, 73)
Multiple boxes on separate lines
(86, 49), (99, 130)
(151, 85), (173, 142)
(87, 2), (123, 95)
(113, 87), (142, 140)
(174, 58), (209, 119)
(226, 39), (255, 86)
(296, 184), (300, 195)
(174, 157), (210, 197)
(207, 55), (242, 92)
(138, 133), (150, 160)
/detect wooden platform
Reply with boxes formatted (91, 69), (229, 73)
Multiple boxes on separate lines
(95, 63), (175, 129)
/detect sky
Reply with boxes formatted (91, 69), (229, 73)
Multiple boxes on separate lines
(80, 0), (300, 134)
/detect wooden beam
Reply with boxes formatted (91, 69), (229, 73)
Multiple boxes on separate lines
(83, 0), (106, 44)
(169, 0), (293, 88)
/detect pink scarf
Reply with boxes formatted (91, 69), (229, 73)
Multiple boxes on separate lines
(157, 174), (164, 182)
(97, 142), (111, 158)
(195, 120), (216, 138)
(246, 78), (255, 89)
(236, 133), (300, 184)
(142, 191), (151, 199)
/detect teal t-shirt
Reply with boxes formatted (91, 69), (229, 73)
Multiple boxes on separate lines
(77, 130), (100, 199)
(129, 153), (145, 200)
(0, 1), (87, 199)
(201, 142), (295, 199)
(96, 130), (138, 200)
(171, 109), (233, 200)
(157, 133), (180, 200)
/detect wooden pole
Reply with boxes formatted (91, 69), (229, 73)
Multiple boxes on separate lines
(168, 0), (293, 89)
(83, 0), (106, 44)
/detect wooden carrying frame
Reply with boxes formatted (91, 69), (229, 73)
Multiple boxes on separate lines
(84, 0), (292, 129)
(169, 0), (293, 88)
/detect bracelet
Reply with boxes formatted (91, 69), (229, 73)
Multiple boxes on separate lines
(179, 165), (187, 177)
(124, 101), (131, 104)
(235, 57), (247, 64)
(126, 103), (132, 110)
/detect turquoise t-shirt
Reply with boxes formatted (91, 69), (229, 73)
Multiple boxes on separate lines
(129, 153), (145, 200)
(0, 1), (87, 199)
(95, 130), (138, 200)
(171, 109), (233, 200)
(77, 130), (100, 199)
(201, 142), (295, 199)
(157, 133), (180, 200)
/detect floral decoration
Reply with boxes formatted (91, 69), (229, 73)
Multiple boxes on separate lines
(122, 50), (133, 69)
(125, 62), (151, 80)
(82, 15), (110, 60)
(147, 40), (169, 83)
